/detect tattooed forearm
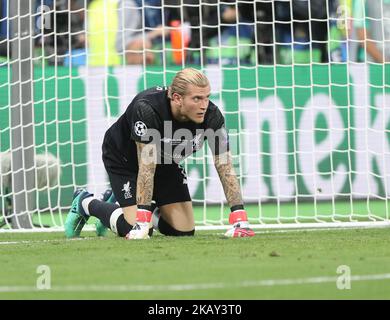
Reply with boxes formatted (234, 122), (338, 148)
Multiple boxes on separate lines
(136, 142), (157, 206)
(214, 151), (243, 208)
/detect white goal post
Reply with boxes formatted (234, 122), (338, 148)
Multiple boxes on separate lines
(1, 0), (390, 232)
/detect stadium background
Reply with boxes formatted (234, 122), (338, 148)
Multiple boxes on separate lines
(1, 0), (390, 300)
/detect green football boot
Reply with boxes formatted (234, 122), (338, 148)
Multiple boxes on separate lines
(95, 189), (116, 237)
(64, 189), (93, 238)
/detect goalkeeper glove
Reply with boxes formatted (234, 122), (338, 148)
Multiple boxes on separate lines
(125, 209), (152, 240)
(224, 210), (255, 238)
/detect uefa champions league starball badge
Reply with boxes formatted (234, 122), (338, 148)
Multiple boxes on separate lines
(134, 121), (148, 136)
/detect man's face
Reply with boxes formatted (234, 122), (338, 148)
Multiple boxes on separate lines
(180, 84), (211, 123)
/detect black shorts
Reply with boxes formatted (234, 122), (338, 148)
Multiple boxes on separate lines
(102, 138), (191, 208)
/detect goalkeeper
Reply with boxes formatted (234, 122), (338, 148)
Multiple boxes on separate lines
(65, 68), (255, 239)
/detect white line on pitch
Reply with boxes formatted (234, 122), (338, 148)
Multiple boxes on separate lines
(1, 273), (390, 293)
(0, 237), (94, 245)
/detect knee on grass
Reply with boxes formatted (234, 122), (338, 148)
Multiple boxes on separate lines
(157, 216), (195, 237)
(110, 208), (194, 237)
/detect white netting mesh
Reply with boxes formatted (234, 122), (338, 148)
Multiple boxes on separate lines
(1, 0), (390, 231)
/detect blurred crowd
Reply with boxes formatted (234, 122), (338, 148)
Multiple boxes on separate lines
(0, 0), (389, 66)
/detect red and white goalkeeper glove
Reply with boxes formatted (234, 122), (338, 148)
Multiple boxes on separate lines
(224, 210), (255, 238)
(125, 209), (152, 240)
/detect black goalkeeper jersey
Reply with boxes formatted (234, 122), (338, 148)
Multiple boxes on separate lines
(104, 86), (228, 171)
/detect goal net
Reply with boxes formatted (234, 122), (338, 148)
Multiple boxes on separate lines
(1, 0), (390, 231)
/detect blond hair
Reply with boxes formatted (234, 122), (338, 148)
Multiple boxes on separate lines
(168, 68), (209, 98)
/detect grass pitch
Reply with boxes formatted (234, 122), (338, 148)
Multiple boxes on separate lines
(0, 227), (389, 299)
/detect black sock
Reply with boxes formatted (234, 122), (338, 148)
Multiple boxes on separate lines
(116, 214), (133, 237)
(89, 199), (119, 228)
(89, 199), (153, 237)
(158, 216), (195, 236)
(116, 218), (153, 238)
